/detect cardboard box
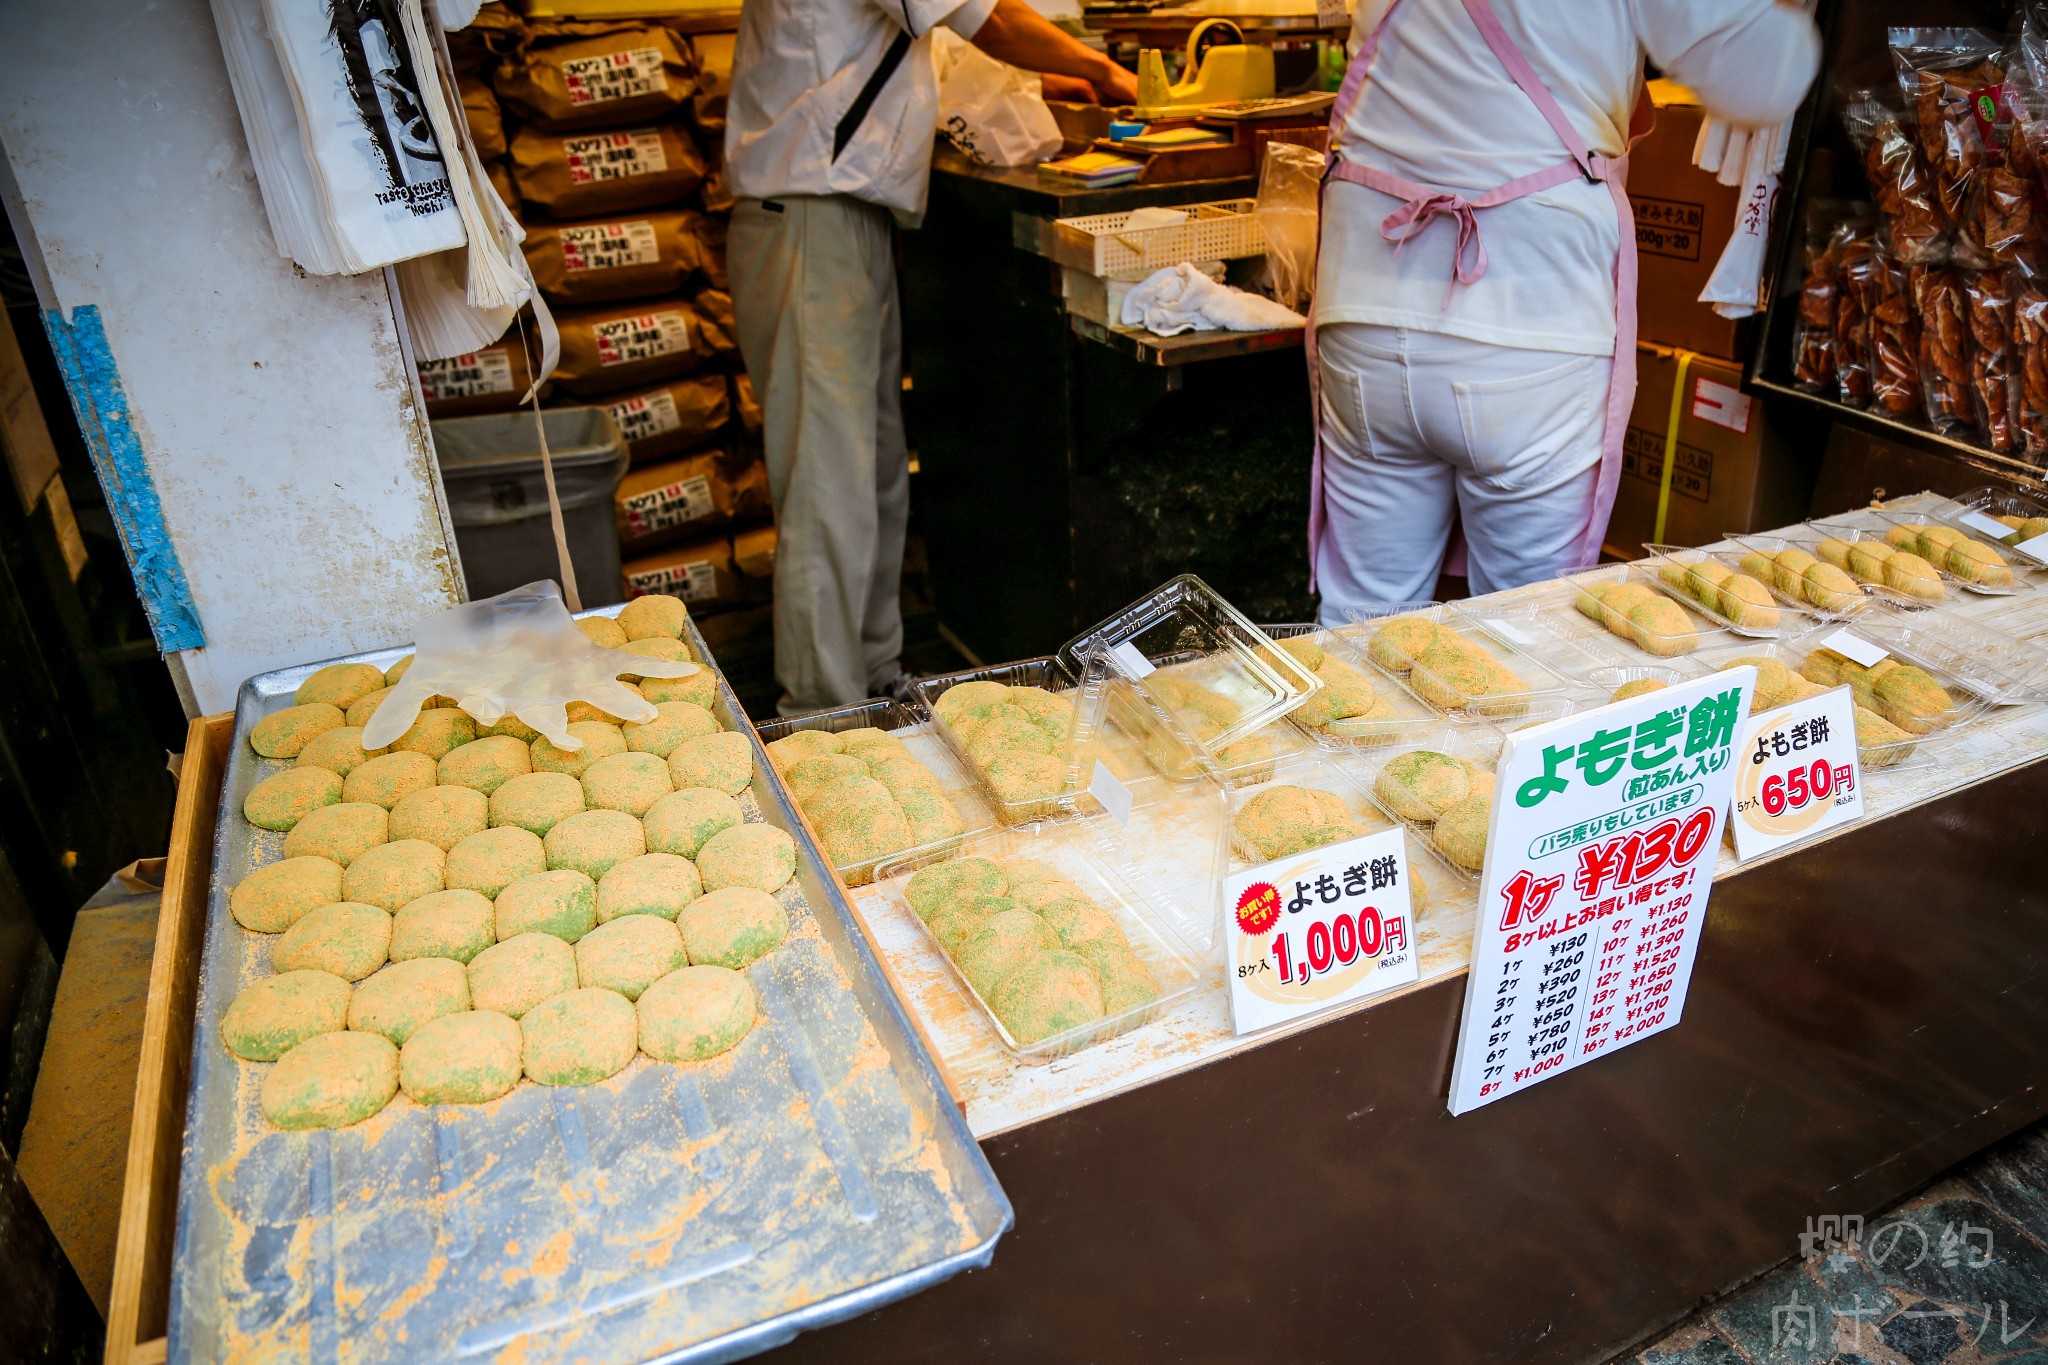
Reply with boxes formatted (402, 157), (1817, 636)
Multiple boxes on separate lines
(1606, 344), (1809, 558)
(1630, 82), (1746, 361)
(622, 534), (743, 609)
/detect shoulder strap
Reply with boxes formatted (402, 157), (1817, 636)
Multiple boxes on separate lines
(1325, 0), (1412, 167)
(1460, 0), (1597, 178)
(834, 30), (915, 161)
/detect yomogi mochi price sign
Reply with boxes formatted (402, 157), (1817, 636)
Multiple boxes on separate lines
(1223, 827), (1418, 1034)
(1447, 669), (1755, 1115)
(1728, 683), (1864, 861)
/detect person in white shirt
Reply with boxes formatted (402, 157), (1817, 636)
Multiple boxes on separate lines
(728, 0), (1135, 713)
(1310, 0), (1819, 624)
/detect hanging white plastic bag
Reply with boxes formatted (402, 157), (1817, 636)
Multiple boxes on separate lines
(933, 28), (1063, 168)
(1256, 140), (1323, 312)
(360, 581), (698, 752)
(251, 0), (470, 273)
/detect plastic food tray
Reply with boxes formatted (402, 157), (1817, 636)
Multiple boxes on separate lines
(1942, 485), (2048, 567)
(754, 699), (995, 888)
(1777, 622), (1998, 753)
(1258, 624), (1449, 748)
(1795, 603), (2046, 708)
(1723, 529), (1930, 612)
(170, 615), (1010, 1365)
(909, 657), (1091, 825)
(1684, 636), (1946, 772)
(1656, 539), (1879, 623)
(1224, 747), (1475, 902)
(1810, 514), (2035, 598)
(1059, 576), (1322, 776)
(1559, 564), (1734, 659)
(1640, 543), (1817, 635)
(1343, 601), (1581, 719)
(869, 825), (1203, 1064)
(1045, 199), (1266, 276)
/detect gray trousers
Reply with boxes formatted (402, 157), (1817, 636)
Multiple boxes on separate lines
(728, 194), (910, 714)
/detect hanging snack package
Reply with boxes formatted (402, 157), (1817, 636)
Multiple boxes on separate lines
(1965, 267), (2020, 451)
(1911, 263), (1978, 433)
(510, 124), (707, 220)
(1869, 255), (1925, 417)
(1844, 86), (1952, 264)
(1832, 220), (1879, 407)
(2013, 255), (2048, 462)
(493, 24), (695, 133)
(1891, 28), (2009, 265)
(1794, 205), (1866, 393)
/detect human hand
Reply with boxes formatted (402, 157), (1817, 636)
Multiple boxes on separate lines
(1093, 60), (1138, 106)
(1040, 71), (1097, 103)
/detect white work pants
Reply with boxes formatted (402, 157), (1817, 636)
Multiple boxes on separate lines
(1313, 324), (1614, 627)
(729, 194), (910, 713)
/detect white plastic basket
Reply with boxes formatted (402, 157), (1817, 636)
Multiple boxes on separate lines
(1048, 199), (1268, 276)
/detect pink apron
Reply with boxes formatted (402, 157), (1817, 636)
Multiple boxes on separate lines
(1305, 0), (1653, 588)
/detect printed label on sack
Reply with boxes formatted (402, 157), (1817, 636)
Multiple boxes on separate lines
(605, 389), (682, 445)
(594, 311), (689, 367)
(562, 48), (669, 106)
(1691, 377), (1753, 434)
(621, 475), (715, 537)
(560, 220), (660, 273)
(418, 351), (513, 401)
(564, 130), (668, 185)
(629, 561), (719, 601)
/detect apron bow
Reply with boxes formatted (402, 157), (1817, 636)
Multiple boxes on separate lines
(1379, 191), (1489, 308)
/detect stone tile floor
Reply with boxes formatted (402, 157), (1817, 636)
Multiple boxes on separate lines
(1620, 1121), (2048, 1365)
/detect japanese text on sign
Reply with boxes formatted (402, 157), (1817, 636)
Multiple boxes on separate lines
(1728, 684), (1865, 861)
(1447, 670), (1755, 1114)
(1224, 828), (1417, 1034)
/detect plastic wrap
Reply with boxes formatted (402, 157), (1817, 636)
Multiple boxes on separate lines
(1795, 210), (1872, 393)
(1256, 140), (1323, 314)
(1911, 263), (1975, 431)
(1869, 255), (1925, 416)
(1892, 28), (2007, 264)
(2014, 262), (2048, 459)
(1844, 86), (1951, 263)
(1966, 268), (2020, 450)
(1835, 225), (1879, 407)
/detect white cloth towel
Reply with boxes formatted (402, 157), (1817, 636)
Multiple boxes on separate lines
(1118, 264), (1307, 336)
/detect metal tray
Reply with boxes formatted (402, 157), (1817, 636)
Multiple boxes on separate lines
(169, 612), (1010, 1365)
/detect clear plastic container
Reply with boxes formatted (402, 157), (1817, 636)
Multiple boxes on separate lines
(755, 699), (995, 887)
(1641, 543), (1837, 632)
(1342, 601), (1579, 720)
(910, 658), (1091, 825)
(1943, 485), (2048, 567)
(1773, 620), (1996, 761)
(1682, 637), (1931, 772)
(1810, 514), (2035, 598)
(1723, 529), (1930, 612)
(1573, 661), (1702, 709)
(1058, 575), (1323, 778)
(1560, 564), (1734, 659)
(1088, 658), (1310, 788)
(1258, 624), (1449, 748)
(868, 825), (1204, 1064)
(1450, 594), (1637, 672)
(1797, 603), (2045, 707)
(1222, 746), (1472, 905)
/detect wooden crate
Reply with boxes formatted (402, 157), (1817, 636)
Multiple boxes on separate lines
(105, 714), (230, 1365)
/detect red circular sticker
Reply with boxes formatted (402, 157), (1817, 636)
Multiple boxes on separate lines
(1235, 882), (1281, 936)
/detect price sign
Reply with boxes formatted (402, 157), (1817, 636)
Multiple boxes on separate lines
(1222, 827), (1417, 1034)
(1727, 684), (1864, 861)
(1447, 668), (1755, 1115)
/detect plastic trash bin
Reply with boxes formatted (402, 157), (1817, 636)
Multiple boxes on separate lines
(432, 407), (629, 606)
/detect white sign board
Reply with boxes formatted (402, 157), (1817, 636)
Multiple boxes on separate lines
(1727, 685), (1866, 861)
(1222, 828), (1417, 1034)
(1447, 669), (1755, 1115)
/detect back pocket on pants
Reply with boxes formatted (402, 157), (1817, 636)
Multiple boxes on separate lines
(1452, 354), (1603, 493)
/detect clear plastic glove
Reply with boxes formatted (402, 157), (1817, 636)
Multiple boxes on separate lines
(360, 581), (698, 752)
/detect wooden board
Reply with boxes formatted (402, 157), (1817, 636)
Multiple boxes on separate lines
(104, 713), (229, 1365)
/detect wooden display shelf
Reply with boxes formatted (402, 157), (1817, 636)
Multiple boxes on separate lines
(104, 713), (230, 1365)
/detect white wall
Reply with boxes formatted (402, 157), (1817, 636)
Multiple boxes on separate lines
(0, 0), (463, 715)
